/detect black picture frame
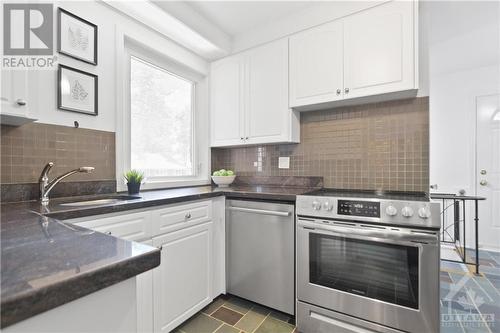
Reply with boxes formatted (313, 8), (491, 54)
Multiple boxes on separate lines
(57, 8), (98, 65)
(58, 64), (98, 116)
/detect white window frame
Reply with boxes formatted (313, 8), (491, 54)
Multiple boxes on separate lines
(116, 35), (210, 191)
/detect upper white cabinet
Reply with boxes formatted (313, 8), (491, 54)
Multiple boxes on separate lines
(210, 39), (299, 147)
(0, 70), (37, 125)
(289, 20), (344, 107)
(210, 57), (244, 146)
(289, 0), (418, 109)
(343, 1), (416, 98)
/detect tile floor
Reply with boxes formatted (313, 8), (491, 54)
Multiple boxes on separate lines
(176, 250), (500, 333)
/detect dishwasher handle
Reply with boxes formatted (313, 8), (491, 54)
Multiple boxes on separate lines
(227, 206), (291, 217)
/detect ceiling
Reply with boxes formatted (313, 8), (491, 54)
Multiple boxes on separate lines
(184, 1), (318, 36)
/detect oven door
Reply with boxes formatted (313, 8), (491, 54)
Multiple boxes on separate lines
(297, 218), (440, 333)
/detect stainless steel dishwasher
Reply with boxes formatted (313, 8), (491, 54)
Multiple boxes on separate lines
(226, 199), (295, 315)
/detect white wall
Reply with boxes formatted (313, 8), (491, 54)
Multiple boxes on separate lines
(426, 1), (500, 250)
(427, 0), (500, 195)
(25, 0), (208, 132)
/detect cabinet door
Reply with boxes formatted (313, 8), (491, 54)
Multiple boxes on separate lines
(343, 1), (416, 99)
(289, 20), (344, 108)
(210, 56), (244, 147)
(1, 69), (30, 116)
(153, 222), (212, 332)
(137, 239), (154, 333)
(246, 39), (292, 144)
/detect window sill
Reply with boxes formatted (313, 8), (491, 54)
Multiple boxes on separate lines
(117, 178), (211, 192)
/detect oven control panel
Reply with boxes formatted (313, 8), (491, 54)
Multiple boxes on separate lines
(296, 195), (441, 229)
(337, 200), (380, 218)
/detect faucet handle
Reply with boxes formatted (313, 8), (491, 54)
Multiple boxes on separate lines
(39, 162), (54, 180)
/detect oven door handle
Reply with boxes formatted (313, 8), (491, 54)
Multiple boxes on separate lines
(298, 219), (439, 245)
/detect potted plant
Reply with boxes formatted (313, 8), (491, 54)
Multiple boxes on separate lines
(124, 169), (144, 195)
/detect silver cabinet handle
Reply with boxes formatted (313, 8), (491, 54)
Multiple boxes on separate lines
(344, 88), (349, 94)
(106, 231), (112, 235)
(245, 137), (249, 140)
(336, 89), (341, 95)
(480, 169), (487, 175)
(227, 206), (291, 217)
(240, 137), (244, 140)
(480, 180), (488, 186)
(185, 212), (191, 219)
(16, 99), (27, 106)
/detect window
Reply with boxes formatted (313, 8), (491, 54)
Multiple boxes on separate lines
(118, 37), (209, 190)
(130, 56), (194, 178)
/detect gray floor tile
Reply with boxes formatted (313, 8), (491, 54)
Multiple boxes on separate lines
(178, 313), (223, 333)
(254, 317), (295, 333)
(224, 296), (254, 314)
(234, 309), (266, 332)
(203, 298), (226, 315)
(215, 324), (240, 333)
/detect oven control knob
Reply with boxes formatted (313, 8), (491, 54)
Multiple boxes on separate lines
(401, 206), (414, 218)
(418, 207), (431, 219)
(323, 201), (333, 211)
(385, 205), (398, 216)
(312, 201), (321, 210)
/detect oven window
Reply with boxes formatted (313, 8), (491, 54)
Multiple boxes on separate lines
(309, 233), (419, 309)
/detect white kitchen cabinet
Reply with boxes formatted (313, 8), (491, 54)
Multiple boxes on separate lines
(210, 39), (299, 147)
(152, 200), (212, 235)
(343, 1), (416, 99)
(289, 20), (344, 107)
(137, 239), (154, 333)
(245, 39), (299, 145)
(210, 56), (245, 146)
(0, 70), (36, 125)
(71, 209), (152, 242)
(153, 222), (213, 333)
(289, 0), (418, 110)
(64, 198), (224, 333)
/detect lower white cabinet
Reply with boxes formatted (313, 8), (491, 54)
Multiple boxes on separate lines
(153, 222), (213, 332)
(65, 198), (224, 333)
(137, 240), (154, 333)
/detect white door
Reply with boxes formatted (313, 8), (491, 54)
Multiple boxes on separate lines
(343, 1), (415, 99)
(153, 222), (212, 333)
(289, 20), (344, 108)
(246, 39), (290, 144)
(476, 94), (500, 251)
(1, 69), (30, 116)
(210, 57), (244, 147)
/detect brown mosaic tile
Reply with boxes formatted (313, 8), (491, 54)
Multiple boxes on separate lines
(212, 97), (429, 192)
(1, 123), (115, 185)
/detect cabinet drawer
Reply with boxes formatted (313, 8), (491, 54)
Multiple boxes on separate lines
(152, 200), (212, 235)
(73, 210), (152, 241)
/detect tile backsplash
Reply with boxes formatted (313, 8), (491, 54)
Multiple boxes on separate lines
(1, 123), (115, 184)
(212, 97), (429, 192)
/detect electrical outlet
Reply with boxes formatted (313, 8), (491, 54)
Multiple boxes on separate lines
(278, 157), (290, 169)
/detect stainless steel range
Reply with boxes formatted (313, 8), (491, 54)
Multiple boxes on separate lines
(296, 189), (441, 333)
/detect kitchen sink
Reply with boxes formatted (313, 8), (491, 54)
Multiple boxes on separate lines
(59, 195), (141, 207)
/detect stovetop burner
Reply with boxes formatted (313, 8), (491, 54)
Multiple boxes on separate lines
(303, 188), (429, 202)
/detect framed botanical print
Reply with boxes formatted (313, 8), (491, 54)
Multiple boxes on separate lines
(58, 64), (98, 115)
(58, 8), (97, 65)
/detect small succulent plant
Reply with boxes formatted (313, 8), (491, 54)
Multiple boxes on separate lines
(124, 169), (144, 184)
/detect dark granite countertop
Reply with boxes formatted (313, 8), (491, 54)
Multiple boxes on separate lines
(1, 183), (316, 328)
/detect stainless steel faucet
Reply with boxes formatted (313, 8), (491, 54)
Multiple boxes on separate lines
(39, 162), (95, 205)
